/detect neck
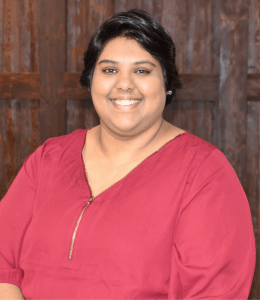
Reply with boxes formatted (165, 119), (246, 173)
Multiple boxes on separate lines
(95, 119), (168, 166)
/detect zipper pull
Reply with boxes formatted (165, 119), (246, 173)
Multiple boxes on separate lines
(89, 196), (95, 203)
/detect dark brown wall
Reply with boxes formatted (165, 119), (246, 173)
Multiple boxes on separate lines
(0, 0), (259, 297)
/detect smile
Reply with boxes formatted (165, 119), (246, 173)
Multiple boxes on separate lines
(113, 99), (140, 105)
(111, 99), (141, 110)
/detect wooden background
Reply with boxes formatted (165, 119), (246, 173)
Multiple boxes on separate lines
(0, 0), (259, 297)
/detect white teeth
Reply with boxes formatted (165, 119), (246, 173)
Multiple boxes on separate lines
(113, 100), (140, 106)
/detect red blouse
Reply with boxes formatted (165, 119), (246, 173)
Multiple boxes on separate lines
(0, 128), (256, 299)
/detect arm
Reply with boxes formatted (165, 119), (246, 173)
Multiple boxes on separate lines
(0, 145), (43, 298)
(0, 283), (25, 300)
(169, 149), (256, 299)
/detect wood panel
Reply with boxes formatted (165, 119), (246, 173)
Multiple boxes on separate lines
(0, 73), (40, 99)
(162, 0), (187, 73)
(209, 0), (221, 147)
(1, 0), (20, 72)
(36, 0), (66, 143)
(248, 74), (260, 100)
(66, 0), (114, 133)
(0, 0), (39, 73)
(218, 0), (249, 188)
(66, 99), (99, 133)
(20, 0), (39, 72)
(187, 0), (212, 73)
(174, 74), (219, 101)
(162, 0), (217, 73)
(67, 0), (113, 73)
(211, 0), (221, 74)
(247, 101), (260, 299)
(0, 99), (40, 198)
(114, 0), (163, 23)
(247, 0), (260, 297)
(162, 0), (217, 143)
(114, 0), (143, 14)
(163, 101), (213, 142)
(248, 0), (260, 75)
(0, 0), (41, 197)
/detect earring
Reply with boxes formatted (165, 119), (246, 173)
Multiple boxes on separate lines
(167, 90), (172, 95)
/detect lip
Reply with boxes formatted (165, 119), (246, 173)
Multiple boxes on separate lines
(113, 98), (142, 101)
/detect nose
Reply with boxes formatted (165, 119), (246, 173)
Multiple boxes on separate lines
(115, 71), (135, 92)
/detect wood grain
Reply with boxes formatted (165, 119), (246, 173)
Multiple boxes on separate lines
(175, 74), (219, 101)
(162, 0), (187, 74)
(66, 0), (114, 131)
(36, 0), (66, 143)
(248, 74), (260, 100)
(0, 0), (41, 197)
(211, 0), (221, 74)
(66, 99), (99, 134)
(248, 0), (260, 75)
(247, 1), (260, 297)
(163, 100), (213, 142)
(162, 0), (217, 146)
(67, 0), (114, 73)
(218, 0), (249, 188)
(247, 101), (260, 299)
(0, 99), (40, 198)
(114, 0), (142, 14)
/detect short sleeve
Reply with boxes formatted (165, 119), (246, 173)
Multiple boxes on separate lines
(170, 149), (256, 299)
(0, 145), (43, 288)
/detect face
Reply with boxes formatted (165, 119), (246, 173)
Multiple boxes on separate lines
(90, 36), (167, 136)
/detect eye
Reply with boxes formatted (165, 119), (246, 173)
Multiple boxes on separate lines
(102, 69), (150, 74)
(103, 68), (116, 74)
(136, 69), (150, 74)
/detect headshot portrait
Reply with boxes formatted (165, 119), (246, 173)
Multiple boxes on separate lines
(0, 1), (257, 299)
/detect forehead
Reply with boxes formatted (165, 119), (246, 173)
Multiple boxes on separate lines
(98, 37), (157, 63)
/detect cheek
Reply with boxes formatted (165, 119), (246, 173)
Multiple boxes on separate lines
(139, 79), (164, 101)
(92, 71), (111, 92)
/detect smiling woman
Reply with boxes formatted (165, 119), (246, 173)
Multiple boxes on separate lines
(88, 36), (177, 155)
(79, 9), (182, 107)
(0, 8), (256, 300)
(79, 10), (184, 166)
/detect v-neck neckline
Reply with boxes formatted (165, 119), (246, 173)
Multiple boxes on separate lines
(80, 127), (188, 198)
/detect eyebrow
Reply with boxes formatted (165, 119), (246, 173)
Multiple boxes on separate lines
(98, 59), (156, 67)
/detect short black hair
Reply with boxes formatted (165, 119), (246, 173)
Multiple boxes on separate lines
(79, 8), (183, 107)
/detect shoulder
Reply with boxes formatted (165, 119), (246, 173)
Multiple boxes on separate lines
(176, 133), (245, 211)
(174, 131), (233, 183)
(26, 128), (89, 164)
(185, 132), (229, 164)
(41, 128), (87, 152)
(182, 131), (217, 151)
(186, 133), (239, 190)
(22, 129), (90, 181)
(44, 128), (87, 146)
(175, 131), (224, 163)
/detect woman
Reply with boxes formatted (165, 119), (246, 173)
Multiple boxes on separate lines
(0, 8), (256, 300)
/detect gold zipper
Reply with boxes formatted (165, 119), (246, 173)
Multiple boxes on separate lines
(68, 196), (95, 260)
